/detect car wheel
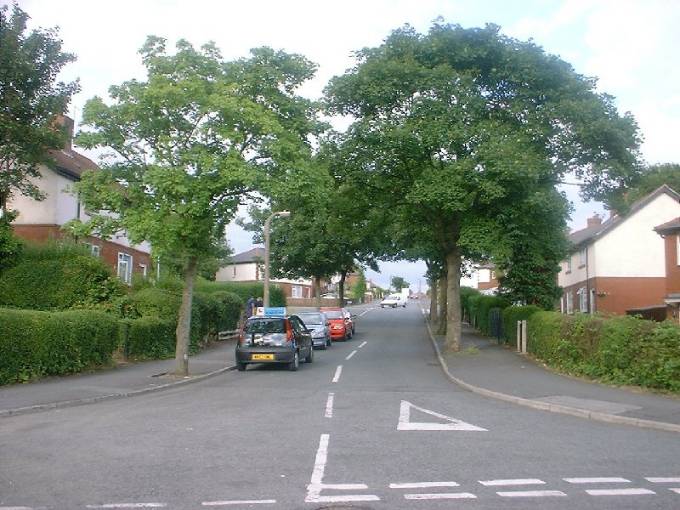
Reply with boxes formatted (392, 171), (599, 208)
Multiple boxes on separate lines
(393, 304), (397, 308)
(326, 337), (331, 347)
(319, 342), (327, 350)
(236, 362), (246, 372)
(305, 347), (314, 363)
(288, 351), (299, 371)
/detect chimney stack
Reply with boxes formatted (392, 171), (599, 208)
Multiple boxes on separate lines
(587, 214), (602, 228)
(55, 115), (74, 151)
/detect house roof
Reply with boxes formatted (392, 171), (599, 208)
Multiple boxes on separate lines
(654, 217), (680, 235)
(568, 185), (680, 249)
(229, 247), (265, 264)
(49, 148), (99, 180)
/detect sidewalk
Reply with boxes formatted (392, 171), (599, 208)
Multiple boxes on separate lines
(0, 339), (237, 417)
(426, 319), (680, 433)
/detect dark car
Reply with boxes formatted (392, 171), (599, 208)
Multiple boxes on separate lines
(298, 311), (332, 349)
(235, 314), (314, 372)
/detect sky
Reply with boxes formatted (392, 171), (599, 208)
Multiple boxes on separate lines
(16, 0), (680, 290)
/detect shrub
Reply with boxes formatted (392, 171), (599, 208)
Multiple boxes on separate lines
(528, 311), (680, 392)
(502, 305), (542, 344)
(460, 286), (480, 323)
(194, 279), (286, 307)
(0, 308), (119, 384)
(121, 316), (177, 359)
(474, 295), (510, 335)
(0, 241), (125, 310)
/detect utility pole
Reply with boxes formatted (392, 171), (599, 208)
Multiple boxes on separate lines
(263, 210), (291, 307)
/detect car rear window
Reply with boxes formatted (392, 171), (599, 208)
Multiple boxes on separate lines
(244, 318), (286, 334)
(324, 310), (343, 319)
(299, 313), (323, 325)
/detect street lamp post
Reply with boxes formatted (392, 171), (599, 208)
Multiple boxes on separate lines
(263, 210), (290, 307)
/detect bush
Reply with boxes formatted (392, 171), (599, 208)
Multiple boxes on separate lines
(473, 295), (510, 336)
(194, 279), (286, 307)
(0, 308), (119, 384)
(121, 316), (177, 359)
(528, 311), (680, 392)
(460, 286), (480, 323)
(0, 241), (125, 310)
(502, 305), (542, 344)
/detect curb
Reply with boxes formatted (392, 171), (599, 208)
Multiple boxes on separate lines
(422, 315), (680, 434)
(0, 365), (236, 418)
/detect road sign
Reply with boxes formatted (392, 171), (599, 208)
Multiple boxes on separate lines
(397, 401), (487, 431)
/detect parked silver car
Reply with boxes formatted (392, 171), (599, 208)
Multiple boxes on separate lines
(298, 311), (332, 349)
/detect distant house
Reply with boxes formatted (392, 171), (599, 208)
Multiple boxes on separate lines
(8, 116), (152, 284)
(558, 185), (680, 316)
(215, 247), (314, 299)
(654, 217), (680, 323)
(476, 263), (499, 294)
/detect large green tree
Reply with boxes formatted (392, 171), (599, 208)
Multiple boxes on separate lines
(326, 23), (642, 351)
(0, 3), (79, 212)
(74, 38), (318, 375)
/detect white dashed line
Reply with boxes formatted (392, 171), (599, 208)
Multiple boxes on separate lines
(1, 507), (35, 510)
(312, 495), (380, 503)
(586, 488), (655, 496)
(670, 489), (680, 494)
(564, 477), (630, 484)
(358, 341), (367, 348)
(325, 393), (334, 418)
(497, 491), (566, 498)
(390, 482), (460, 489)
(332, 365), (343, 383)
(345, 350), (357, 360)
(479, 479), (545, 486)
(202, 501), (276, 506)
(404, 493), (476, 500)
(86, 504), (167, 509)
(646, 478), (680, 483)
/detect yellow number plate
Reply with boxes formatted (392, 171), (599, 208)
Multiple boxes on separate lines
(252, 354), (274, 361)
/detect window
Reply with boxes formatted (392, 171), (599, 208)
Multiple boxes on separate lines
(83, 242), (101, 257)
(292, 285), (303, 298)
(577, 287), (588, 313)
(117, 252), (133, 284)
(579, 248), (587, 266)
(566, 291), (573, 314)
(233, 265), (237, 277)
(565, 257), (572, 273)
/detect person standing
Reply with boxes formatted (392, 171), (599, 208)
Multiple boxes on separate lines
(245, 296), (256, 317)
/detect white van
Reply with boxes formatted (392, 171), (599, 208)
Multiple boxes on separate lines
(380, 293), (407, 308)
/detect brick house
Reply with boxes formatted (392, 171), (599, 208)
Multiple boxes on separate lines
(476, 263), (499, 294)
(558, 185), (680, 316)
(654, 217), (680, 323)
(215, 247), (314, 299)
(7, 116), (152, 284)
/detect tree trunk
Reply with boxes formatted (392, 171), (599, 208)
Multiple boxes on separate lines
(338, 269), (347, 307)
(436, 274), (447, 335)
(314, 276), (321, 308)
(444, 248), (462, 352)
(174, 255), (198, 376)
(428, 277), (438, 323)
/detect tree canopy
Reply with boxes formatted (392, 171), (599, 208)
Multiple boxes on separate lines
(0, 2), (79, 211)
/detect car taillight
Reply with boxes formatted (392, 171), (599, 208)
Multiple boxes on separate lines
(285, 320), (294, 342)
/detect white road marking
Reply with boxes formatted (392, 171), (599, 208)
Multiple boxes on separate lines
(390, 482), (460, 489)
(305, 434), (380, 503)
(86, 505), (167, 509)
(324, 393), (335, 418)
(1, 507), (35, 510)
(564, 477), (630, 484)
(358, 341), (367, 348)
(670, 488), (680, 494)
(480, 479), (545, 486)
(497, 491), (566, 498)
(646, 477), (680, 483)
(202, 501), (276, 506)
(586, 488), (655, 496)
(404, 493), (476, 500)
(398, 401), (487, 431)
(332, 365), (343, 383)
(345, 350), (357, 360)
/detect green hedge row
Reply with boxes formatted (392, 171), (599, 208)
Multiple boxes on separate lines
(0, 242), (125, 310)
(466, 294), (510, 335)
(194, 280), (286, 307)
(0, 308), (119, 384)
(528, 311), (680, 392)
(501, 305), (542, 344)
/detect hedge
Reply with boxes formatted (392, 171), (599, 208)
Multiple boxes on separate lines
(194, 279), (286, 307)
(0, 242), (125, 310)
(121, 317), (177, 359)
(502, 305), (542, 344)
(0, 308), (119, 384)
(468, 295), (510, 335)
(528, 311), (680, 392)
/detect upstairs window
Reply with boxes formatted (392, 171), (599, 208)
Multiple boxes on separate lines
(579, 248), (587, 266)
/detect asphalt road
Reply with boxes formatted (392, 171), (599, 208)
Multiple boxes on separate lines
(1, 303), (679, 510)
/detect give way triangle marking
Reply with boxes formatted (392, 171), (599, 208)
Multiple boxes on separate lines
(397, 400), (488, 431)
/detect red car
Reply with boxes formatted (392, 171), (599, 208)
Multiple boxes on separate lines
(320, 307), (350, 341)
